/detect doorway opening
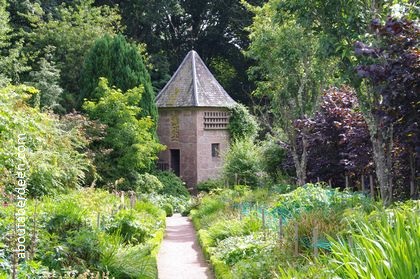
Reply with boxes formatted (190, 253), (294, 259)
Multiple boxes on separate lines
(170, 149), (180, 177)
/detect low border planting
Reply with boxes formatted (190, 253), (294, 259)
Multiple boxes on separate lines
(190, 184), (420, 278)
(0, 188), (166, 278)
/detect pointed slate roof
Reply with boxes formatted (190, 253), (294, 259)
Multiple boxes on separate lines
(156, 50), (237, 108)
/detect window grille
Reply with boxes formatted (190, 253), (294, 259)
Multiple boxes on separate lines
(204, 111), (229, 130)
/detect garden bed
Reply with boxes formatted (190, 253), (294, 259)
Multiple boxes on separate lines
(0, 188), (167, 278)
(191, 184), (420, 278)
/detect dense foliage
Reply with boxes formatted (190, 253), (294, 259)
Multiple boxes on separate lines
(0, 188), (166, 278)
(27, 48), (64, 112)
(260, 137), (288, 182)
(245, 0), (418, 199)
(281, 87), (373, 187)
(153, 170), (190, 197)
(83, 78), (164, 190)
(246, 1), (334, 185)
(0, 0), (28, 85)
(82, 34), (158, 122)
(223, 139), (262, 187)
(329, 203), (420, 279)
(191, 184), (419, 278)
(96, 0), (266, 104)
(355, 17), (419, 201)
(0, 0), (418, 277)
(0, 85), (91, 197)
(17, 0), (122, 110)
(228, 103), (258, 141)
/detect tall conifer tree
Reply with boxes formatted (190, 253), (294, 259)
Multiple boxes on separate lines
(81, 34), (158, 122)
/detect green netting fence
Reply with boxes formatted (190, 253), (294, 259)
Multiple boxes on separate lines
(232, 202), (331, 252)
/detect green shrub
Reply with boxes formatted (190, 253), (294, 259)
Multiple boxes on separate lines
(163, 204), (174, 217)
(212, 257), (233, 279)
(83, 78), (164, 189)
(43, 198), (86, 237)
(223, 139), (262, 188)
(181, 197), (200, 216)
(207, 220), (243, 246)
(193, 196), (225, 220)
(154, 170), (190, 197)
(140, 193), (190, 213)
(0, 188), (165, 278)
(213, 233), (275, 266)
(260, 137), (288, 182)
(66, 229), (101, 270)
(106, 210), (150, 245)
(197, 179), (224, 192)
(135, 173), (163, 193)
(134, 201), (165, 220)
(207, 216), (262, 246)
(272, 183), (372, 220)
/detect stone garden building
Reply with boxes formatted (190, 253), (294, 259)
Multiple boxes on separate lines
(156, 50), (236, 190)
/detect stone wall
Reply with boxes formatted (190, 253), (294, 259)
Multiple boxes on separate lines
(157, 108), (198, 189)
(196, 108), (230, 183)
(157, 107), (230, 190)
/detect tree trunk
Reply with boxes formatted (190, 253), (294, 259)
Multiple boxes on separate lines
(409, 149), (418, 199)
(291, 130), (308, 186)
(365, 112), (393, 205)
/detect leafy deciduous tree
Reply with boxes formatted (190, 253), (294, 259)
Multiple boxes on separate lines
(22, 0), (121, 110)
(97, 0), (266, 104)
(246, 1), (333, 185)
(355, 17), (419, 202)
(0, 0), (29, 84)
(288, 87), (373, 187)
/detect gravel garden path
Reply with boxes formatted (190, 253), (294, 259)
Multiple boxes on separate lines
(157, 213), (213, 279)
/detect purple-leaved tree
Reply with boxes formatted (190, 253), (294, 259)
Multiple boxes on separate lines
(355, 17), (419, 203)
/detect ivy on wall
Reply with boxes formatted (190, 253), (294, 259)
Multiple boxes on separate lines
(227, 104), (258, 141)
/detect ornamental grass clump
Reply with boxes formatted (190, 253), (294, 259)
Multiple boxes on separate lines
(329, 202), (420, 278)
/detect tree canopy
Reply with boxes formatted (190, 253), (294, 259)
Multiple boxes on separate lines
(246, 0), (334, 185)
(8, 0), (121, 110)
(96, 0), (266, 104)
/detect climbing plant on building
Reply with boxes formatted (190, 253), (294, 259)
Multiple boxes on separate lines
(228, 103), (258, 141)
